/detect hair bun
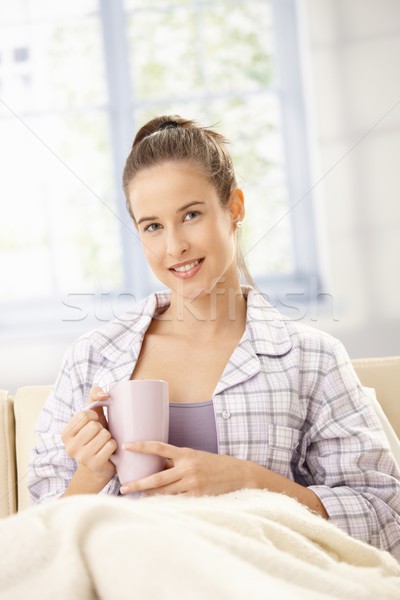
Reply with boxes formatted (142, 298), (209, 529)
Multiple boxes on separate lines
(158, 120), (179, 131)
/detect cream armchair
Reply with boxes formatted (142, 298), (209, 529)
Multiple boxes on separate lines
(1, 358), (399, 519)
(0, 385), (52, 517)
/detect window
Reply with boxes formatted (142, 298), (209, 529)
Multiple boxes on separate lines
(14, 47), (29, 62)
(0, 0), (318, 338)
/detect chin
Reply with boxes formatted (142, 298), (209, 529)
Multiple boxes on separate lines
(158, 267), (228, 299)
(178, 278), (226, 300)
(173, 283), (207, 300)
(161, 277), (208, 300)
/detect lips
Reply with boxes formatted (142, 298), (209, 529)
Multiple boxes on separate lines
(168, 258), (205, 279)
(168, 258), (204, 272)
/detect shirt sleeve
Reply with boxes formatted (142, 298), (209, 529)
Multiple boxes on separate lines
(306, 341), (400, 558)
(28, 343), (120, 504)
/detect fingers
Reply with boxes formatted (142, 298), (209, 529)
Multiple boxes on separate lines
(123, 440), (179, 459)
(120, 448), (241, 497)
(120, 466), (182, 495)
(63, 418), (117, 473)
(119, 443), (192, 495)
(69, 419), (106, 454)
(87, 387), (110, 428)
(62, 386), (109, 440)
(88, 386), (108, 402)
(93, 438), (118, 466)
(164, 458), (174, 469)
(76, 431), (117, 467)
(61, 386), (115, 477)
(61, 409), (99, 441)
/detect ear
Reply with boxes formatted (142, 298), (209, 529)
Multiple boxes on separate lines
(228, 188), (245, 223)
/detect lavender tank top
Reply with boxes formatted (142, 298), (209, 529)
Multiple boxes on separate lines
(168, 400), (218, 454)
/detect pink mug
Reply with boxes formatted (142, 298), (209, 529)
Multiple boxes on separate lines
(85, 379), (169, 486)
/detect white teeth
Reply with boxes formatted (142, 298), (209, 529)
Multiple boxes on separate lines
(173, 260), (200, 272)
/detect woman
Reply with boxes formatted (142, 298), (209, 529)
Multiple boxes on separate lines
(29, 116), (400, 558)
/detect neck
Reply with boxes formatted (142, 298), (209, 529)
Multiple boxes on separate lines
(159, 282), (248, 340)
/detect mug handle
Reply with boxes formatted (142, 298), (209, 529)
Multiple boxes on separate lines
(85, 399), (111, 411)
(83, 400), (117, 466)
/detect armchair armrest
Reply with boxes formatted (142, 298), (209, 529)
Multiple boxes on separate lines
(353, 356), (400, 439)
(0, 390), (17, 517)
(14, 385), (52, 511)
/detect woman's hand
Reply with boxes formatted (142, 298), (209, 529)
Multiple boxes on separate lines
(61, 386), (117, 482)
(119, 441), (251, 496)
(118, 441), (329, 519)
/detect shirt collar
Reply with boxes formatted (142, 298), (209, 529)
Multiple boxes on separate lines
(90, 285), (292, 364)
(90, 290), (168, 363)
(243, 286), (293, 357)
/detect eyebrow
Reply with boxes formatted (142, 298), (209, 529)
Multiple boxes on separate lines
(137, 201), (206, 226)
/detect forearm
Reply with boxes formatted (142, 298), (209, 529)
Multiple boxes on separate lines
(61, 464), (114, 497)
(244, 460), (329, 519)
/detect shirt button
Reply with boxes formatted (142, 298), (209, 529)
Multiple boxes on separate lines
(222, 410), (231, 419)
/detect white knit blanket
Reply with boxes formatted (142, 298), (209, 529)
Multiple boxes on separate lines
(0, 489), (399, 600)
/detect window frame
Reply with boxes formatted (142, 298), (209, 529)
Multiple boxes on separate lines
(100, 0), (321, 301)
(0, 0), (321, 341)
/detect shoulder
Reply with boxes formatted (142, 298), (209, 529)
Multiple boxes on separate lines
(245, 286), (343, 363)
(284, 319), (353, 384)
(285, 318), (342, 355)
(247, 291), (360, 403)
(245, 287), (353, 384)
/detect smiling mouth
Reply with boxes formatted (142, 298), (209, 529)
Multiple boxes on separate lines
(169, 258), (204, 273)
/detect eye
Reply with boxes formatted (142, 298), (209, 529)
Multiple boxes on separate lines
(144, 222), (162, 232)
(184, 210), (201, 222)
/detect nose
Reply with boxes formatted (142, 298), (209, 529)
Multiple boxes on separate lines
(166, 227), (189, 258)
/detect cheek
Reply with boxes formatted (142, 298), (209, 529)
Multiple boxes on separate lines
(141, 237), (161, 265)
(207, 214), (231, 240)
(146, 250), (162, 268)
(215, 219), (235, 251)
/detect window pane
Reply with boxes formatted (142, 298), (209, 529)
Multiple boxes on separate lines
(127, 6), (202, 99)
(202, 0), (275, 93)
(0, 3), (124, 302)
(206, 94), (294, 277)
(0, 14), (107, 112)
(0, 113), (124, 301)
(127, 0), (274, 100)
(125, 0), (294, 279)
(0, 0), (310, 314)
(0, 0), (98, 24)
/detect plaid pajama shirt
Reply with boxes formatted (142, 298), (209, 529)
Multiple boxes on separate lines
(28, 287), (400, 558)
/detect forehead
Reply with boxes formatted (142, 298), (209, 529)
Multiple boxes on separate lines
(128, 162), (218, 214)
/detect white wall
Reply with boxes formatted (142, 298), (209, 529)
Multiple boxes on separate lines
(2, 0), (399, 394)
(2, 337), (69, 396)
(298, 0), (400, 358)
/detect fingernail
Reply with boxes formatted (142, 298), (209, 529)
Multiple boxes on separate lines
(120, 486), (129, 494)
(123, 442), (134, 450)
(95, 391), (108, 398)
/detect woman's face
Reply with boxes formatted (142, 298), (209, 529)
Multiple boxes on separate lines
(128, 161), (243, 299)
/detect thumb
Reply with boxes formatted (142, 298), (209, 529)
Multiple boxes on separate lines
(88, 386), (110, 430)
